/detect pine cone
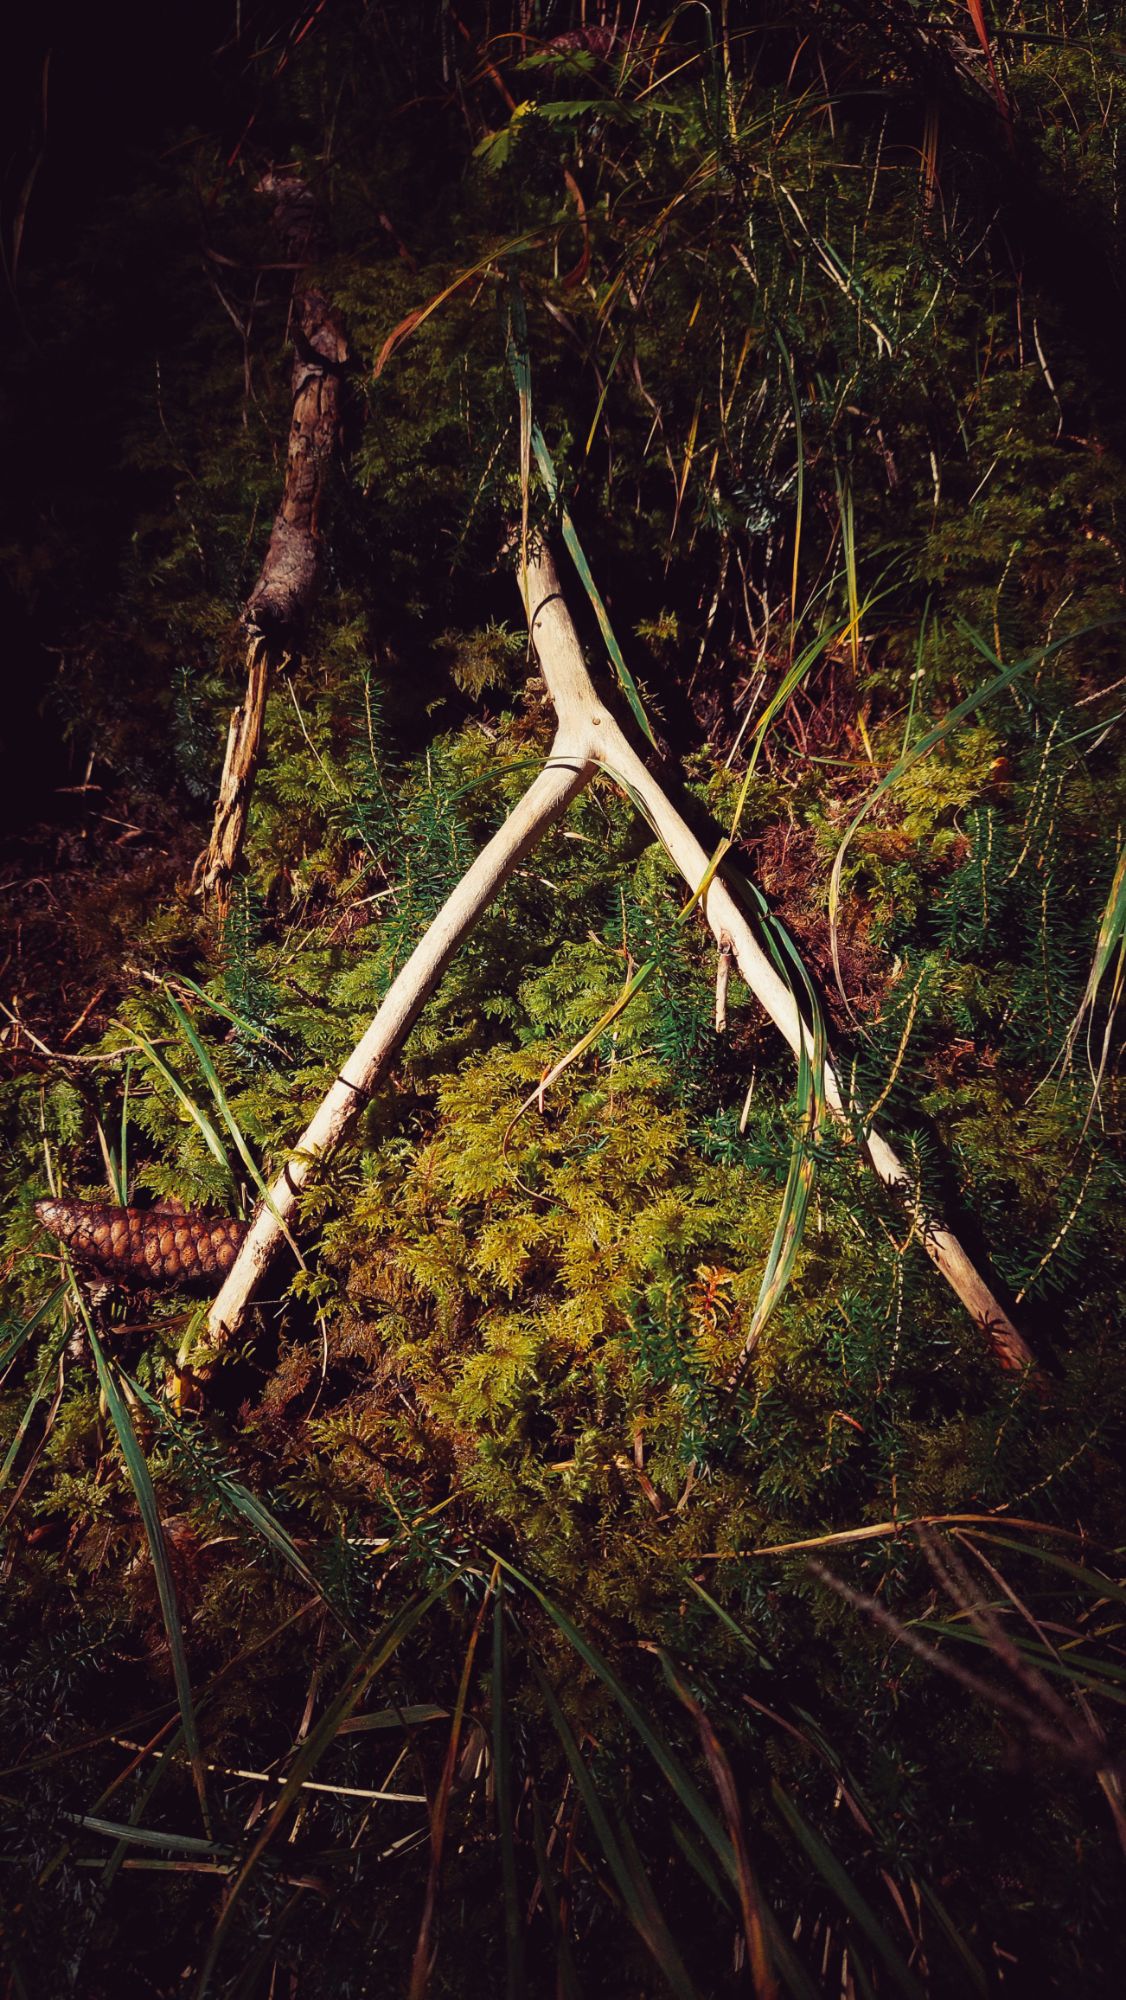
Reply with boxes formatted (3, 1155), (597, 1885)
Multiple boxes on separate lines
(34, 1199), (246, 1289)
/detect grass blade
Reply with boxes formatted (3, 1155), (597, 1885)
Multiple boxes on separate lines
(506, 278), (656, 746)
(0, 1282), (68, 1376)
(493, 1599), (527, 2000)
(771, 1783), (926, 1999)
(496, 1556), (736, 1886)
(662, 1654), (779, 1998)
(196, 1576), (463, 1996)
(961, 1531), (1126, 1610)
(531, 420), (658, 748)
(409, 1573), (494, 2000)
(116, 1022), (235, 1190)
(85, 1318), (210, 1834)
(121, 1372), (342, 1623)
(161, 986), (305, 1263)
(681, 1575), (774, 1670)
(166, 972), (290, 1059)
(529, 1784), (583, 2000)
(66, 1813), (225, 1857)
(0, 1319), (68, 1492)
(506, 956), (657, 1134)
(529, 1654), (701, 2000)
(339, 1703), (448, 1733)
(776, 330), (804, 640)
(914, 1622), (1126, 1701)
(160, 990), (262, 1195)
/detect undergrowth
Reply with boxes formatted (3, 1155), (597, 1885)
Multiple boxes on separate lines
(1, 4), (1124, 1994)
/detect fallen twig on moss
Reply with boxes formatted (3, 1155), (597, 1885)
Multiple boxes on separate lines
(205, 539), (1033, 1369)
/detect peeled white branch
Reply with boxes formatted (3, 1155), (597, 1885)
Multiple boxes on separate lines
(520, 547), (1033, 1372)
(207, 751), (592, 1341)
(211, 538), (1032, 1372)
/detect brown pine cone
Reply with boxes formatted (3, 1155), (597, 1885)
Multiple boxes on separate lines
(34, 1199), (246, 1290)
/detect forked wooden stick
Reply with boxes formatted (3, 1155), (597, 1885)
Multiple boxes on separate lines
(208, 541), (1033, 1370)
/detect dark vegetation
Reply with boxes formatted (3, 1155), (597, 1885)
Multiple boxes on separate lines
(2, 4), (1125, 1993)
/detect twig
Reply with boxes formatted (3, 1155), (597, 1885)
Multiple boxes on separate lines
(207, 750), (592, 1342)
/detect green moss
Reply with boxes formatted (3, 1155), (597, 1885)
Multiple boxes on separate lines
(3, 4), (1126, 1992)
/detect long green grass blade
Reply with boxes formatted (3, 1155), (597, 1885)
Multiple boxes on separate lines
(661, 1652), (780, 1999)
(339, 1702), (448, 1733)
(409, 1575), (493, 2000)
(86, 1729), (186, 1936)
(531, 421), (658, 747)
(584, 324), (631, 456)
(497, 1557), (736, 1886)
(962, 1531), (1126, 1609)
(117, 1022), (234, 1188)
(510, 956), (657, 1128)
(771, 1783), (926, 1999)
(725, 611), (865, 849)
(529, 1784), (583, 2000)
(915, 1879), (989, 1996)
(67, 1813), (225, 1856)
(0, 1282), (68, 1377)
(161, 988), (305, 1261)
(506, 277), (656, 746)
(121, 1372), (339, 1621)
(915, 1621), (1126, 1699)
(492, 1600), (526, 2000)
(119, 1055), (133, 1202)
(0, 1319), (68, 1489)
(776, 330), (804, 638)
(161, 991), (261, 1195)
(682, 1575), (775, 1669)
(164, 973), (286, 1056)
(85, 1320), (210, 1834)
(196, 1576), (462, 1997)
(529, 1655), (701, 2000)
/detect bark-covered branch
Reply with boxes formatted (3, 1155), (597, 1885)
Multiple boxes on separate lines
(197, 176), (348, 908)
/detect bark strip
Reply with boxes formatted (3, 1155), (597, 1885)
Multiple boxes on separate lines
(197, 176), (348, 907)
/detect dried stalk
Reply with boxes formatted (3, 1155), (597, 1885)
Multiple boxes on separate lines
(209, 540), (1032, 1370)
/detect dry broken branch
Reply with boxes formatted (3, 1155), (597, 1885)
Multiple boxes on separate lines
(206, 751), (593, 1342)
